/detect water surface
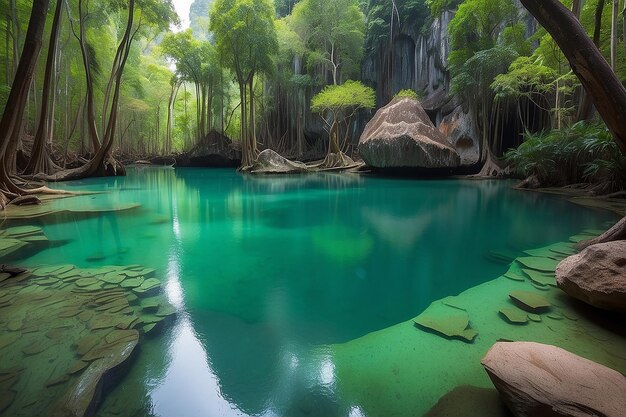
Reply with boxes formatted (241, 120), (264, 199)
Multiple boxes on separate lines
(14, 168), (617, 416)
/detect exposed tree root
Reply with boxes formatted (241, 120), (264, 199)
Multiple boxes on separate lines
(576, 216), (626, 250)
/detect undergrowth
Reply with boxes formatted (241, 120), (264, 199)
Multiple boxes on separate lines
(505, 122), (626, 193)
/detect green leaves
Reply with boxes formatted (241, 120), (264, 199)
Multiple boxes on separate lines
(505, 122), (626, 191)
(310, 80), (375, 113)
(210, 0), (278, 80)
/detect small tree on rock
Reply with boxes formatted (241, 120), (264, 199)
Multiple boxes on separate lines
(311, 80), (374, 168)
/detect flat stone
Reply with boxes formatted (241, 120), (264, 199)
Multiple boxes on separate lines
(133, 278), (160, 295)
(140, 298), (160, 312)
(522, 269), (556, 287)
(414, 301), (477, 342)
(120, 277), (144, 289)
(4, 225), (41, 238)
(517, 257), (560, 273)
(499, 307), (528, 325)
(527, 313), (542, 322)
(509, 291), (551, 313)
(101, 272), (125, 285)
(482, 342), (626, 417)
(51, 331), (138, 417)
(75, 278), (98, 288)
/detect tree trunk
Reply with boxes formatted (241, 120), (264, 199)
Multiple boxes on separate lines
(612, 0), (619, 68)
(577, 216), (626, 249)
(578, 0), (605, 121)
(25, 0), (64, 176)
(0, 0), (51, 207)
(520, 0), (626, 156)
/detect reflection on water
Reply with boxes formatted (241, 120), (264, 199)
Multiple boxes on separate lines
(16, 168), (617, 416)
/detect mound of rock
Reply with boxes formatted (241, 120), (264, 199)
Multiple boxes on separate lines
(358, 97), (460, 170)
(556, 240), (626, 312)
(482, 341), (626, 417)
(249, 149), (308, 174)
(177, 130), (241, 167)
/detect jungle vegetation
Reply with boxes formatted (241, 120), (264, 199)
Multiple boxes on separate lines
(1, 0), (626, 207)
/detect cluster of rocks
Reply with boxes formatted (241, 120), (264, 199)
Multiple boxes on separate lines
(481, 222), (626, 417)
(0, 262), (175, 416)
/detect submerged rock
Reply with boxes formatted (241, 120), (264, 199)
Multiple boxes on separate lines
(482, 341), (626, 417)
(424, 385), (512, 417)
(508, 291), (551, 313)
(556, 241), (626, 312)
(249, 149), (308, 174)
(413, 300), (477, 342)
(358, 97), (460, 170)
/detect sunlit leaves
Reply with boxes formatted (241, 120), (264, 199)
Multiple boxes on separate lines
(311, 80), (375, 113)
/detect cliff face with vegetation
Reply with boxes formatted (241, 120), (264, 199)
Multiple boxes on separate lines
(361, 11), (479, 165)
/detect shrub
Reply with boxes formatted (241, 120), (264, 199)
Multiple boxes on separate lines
(393, 89), (419, 100)
(505, 122), (626, 192)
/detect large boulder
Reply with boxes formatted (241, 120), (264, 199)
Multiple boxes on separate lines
(358, 97), (460, 170)
(177, 130), (241, 167)
(482, 341), (626, 417)
(556, 240), (626, 312)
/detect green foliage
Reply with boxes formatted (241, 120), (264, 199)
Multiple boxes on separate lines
(363, 0), (430, 57)
(210, 0), (278, 81)
(394, 89), (419, 100)
(505, 122), (626, 191)
(290, 0), (365, 83)
(311, 80), (375, 113)
(426, 0), (461, 16)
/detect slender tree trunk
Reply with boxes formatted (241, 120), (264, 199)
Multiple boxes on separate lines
(578, 0), (604, 121)
(25, 0), (64, 175)
(249, 75), (257, 156)
(0, 0), (50, 207)
(612, 0), (619, 68)
(520, 0), (626, 156)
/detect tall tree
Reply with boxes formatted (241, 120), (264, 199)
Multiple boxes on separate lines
(210, 0), (278, 168)
(290, 0), (365, 85)
(24, 0), (64, 175)
(519, 0), (626, 156)
(0, 0), (50, 207)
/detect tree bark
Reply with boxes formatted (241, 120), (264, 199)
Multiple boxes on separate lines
(611, 0), (619, 68)
(25, 0), (64, 175)
(577, 216), (626, 249)
(520, 0), (626, 156)
(0, 0), (51, 207)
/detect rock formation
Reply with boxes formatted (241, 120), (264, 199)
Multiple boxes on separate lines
(177, 130), (241, 167)
(556, 240), (626, 312)
(358, 97), (460, 170)
(249, 149), (308, 174)
(482, 341), (626, 417)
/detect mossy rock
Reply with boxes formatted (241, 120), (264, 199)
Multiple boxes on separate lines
(516, 257), (560, 273)
(413, 301), (477, 343)
(133, 278), (161, 296)
(499, 307), (528, 325)
(120, 277), (144, 289)
(522, 269), (556, 287)
(3, 226), (42, 238)
(509, 290), (551, 313)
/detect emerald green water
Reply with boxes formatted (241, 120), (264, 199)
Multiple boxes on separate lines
(12, 168), (618, 416)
